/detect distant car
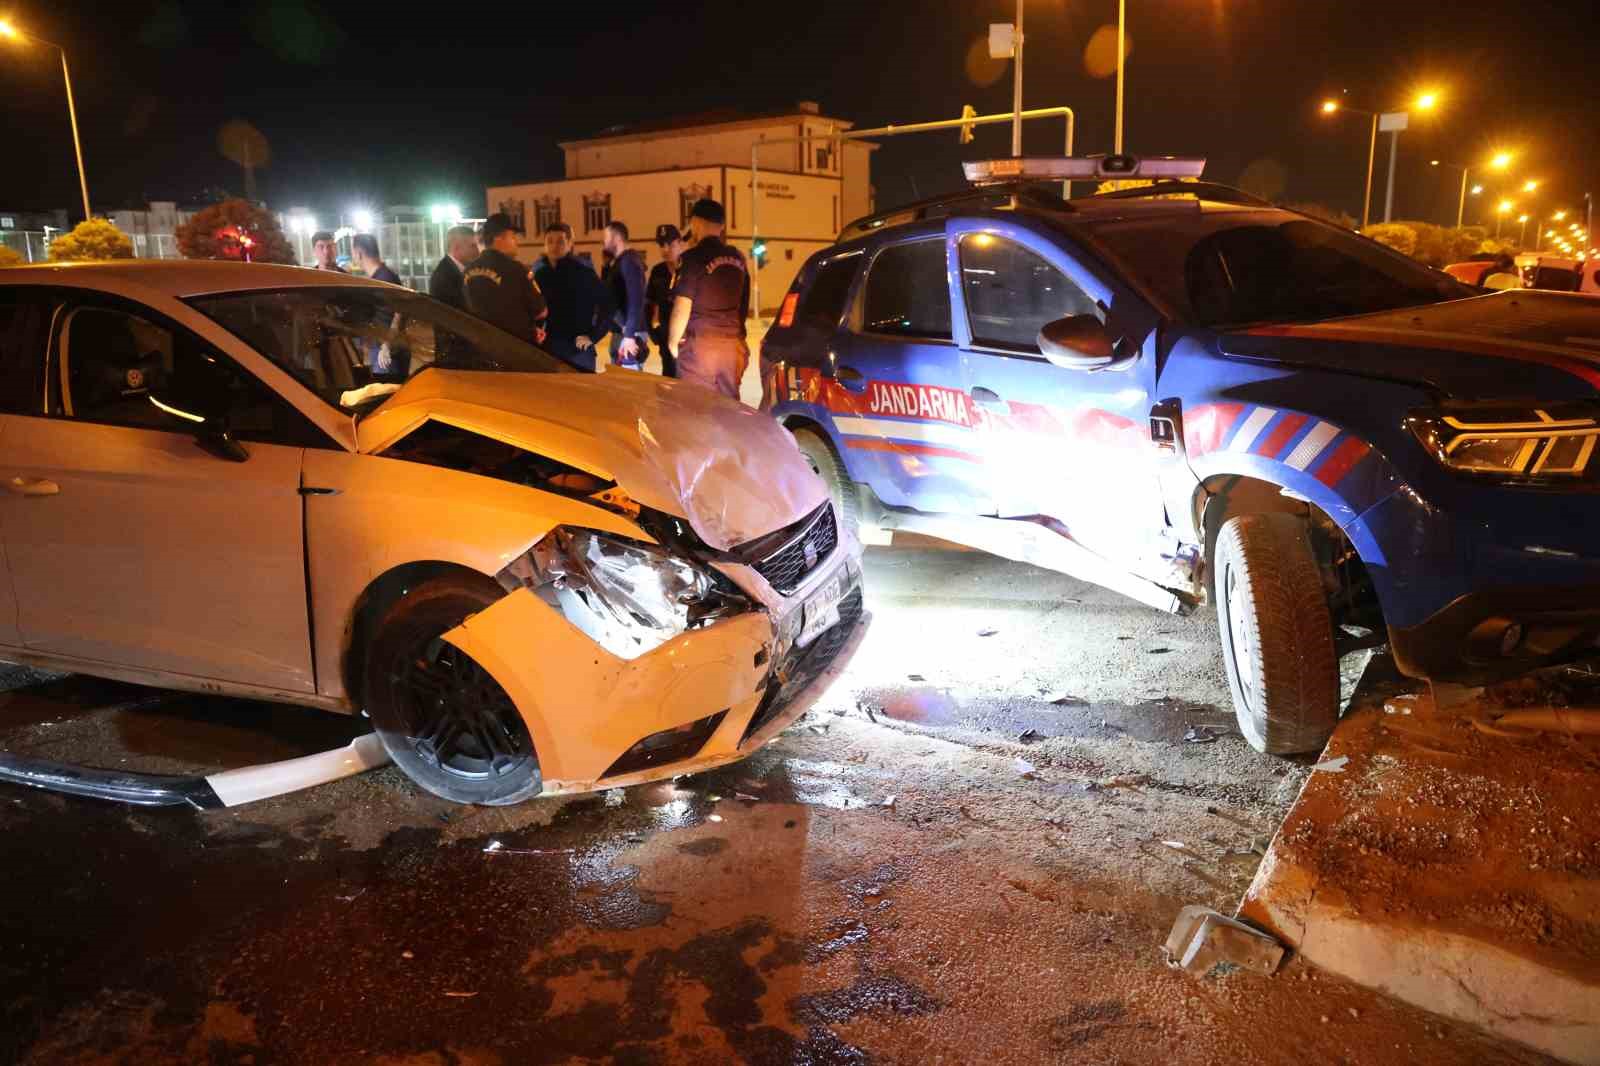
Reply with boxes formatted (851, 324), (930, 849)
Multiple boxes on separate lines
(0, 261), (865, 804)
(762, 154), (1600, 755)
(1515, 253), (1600, 295)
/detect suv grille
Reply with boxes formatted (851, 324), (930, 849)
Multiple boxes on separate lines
(751, 505), (838, 595)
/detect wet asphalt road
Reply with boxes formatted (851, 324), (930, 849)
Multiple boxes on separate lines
(0, 544), (1547, 1065)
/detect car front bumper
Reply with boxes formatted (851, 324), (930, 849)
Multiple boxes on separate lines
(440, 556), (868, 795)
(1389, 584), (1600, 684)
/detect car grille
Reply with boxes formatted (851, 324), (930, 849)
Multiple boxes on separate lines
(741, 587), (864, 745)
(751, 505), (838, 595)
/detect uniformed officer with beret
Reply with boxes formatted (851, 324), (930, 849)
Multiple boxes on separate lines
(666, 199), (750, 399)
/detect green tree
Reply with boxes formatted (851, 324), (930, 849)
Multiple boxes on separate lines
(47, 218), (134, 262)
(0, 245), (24, 268)
(1281, 202), (1357, 229)
(175, 198), (295, 264)
(1361, 223), (1417, 259)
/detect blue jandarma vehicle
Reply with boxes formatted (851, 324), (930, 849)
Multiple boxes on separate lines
(761, 154), (1600, 754)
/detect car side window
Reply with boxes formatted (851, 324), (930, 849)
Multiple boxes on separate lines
(797, 256), (859, 331)
(53, 303), (329, 447)
(959, 235), (1100, 354)
(0, 291), (49, 414)
(860, 239), (952, 341)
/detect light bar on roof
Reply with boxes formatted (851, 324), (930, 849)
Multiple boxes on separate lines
(963, 154), (1207, 186)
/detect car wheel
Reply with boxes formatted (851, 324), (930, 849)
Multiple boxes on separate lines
(1213, 513), (1340, 755)
(363, 574), (542, 806)
(792, 426), (860, 540)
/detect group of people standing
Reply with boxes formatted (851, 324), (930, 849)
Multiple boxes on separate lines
(415, 197), (750, 400)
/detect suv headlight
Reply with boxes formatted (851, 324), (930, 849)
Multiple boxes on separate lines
(498, 528), (749, 659)
(1408, 408), (1600, 479)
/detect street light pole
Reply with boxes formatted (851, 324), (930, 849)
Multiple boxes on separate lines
(1383, 127), (1401, 223)
(1115, 0), (1126, 154)
(1011, 0), (1025, 157)
(1456, 167), (1470, 229)
(0, 21), (91, 222)
(1362, 113), (1377, 229)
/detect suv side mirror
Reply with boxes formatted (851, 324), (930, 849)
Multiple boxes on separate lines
(1037, 315), (1130, 371)
(149, 353), (250, 463)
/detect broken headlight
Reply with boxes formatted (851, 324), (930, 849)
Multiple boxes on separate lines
(498, 528), (749, 659)
(1408, 408), (1600, 480)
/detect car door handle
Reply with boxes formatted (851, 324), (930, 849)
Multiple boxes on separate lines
(5, 477), (59, 497)
(835, 365), (867, 392)
(970, 386), (1006, 409)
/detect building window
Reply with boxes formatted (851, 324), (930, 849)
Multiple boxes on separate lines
(583, 193), (611, 233)
(0, 217), (13, 229)
(815, 145), (834, 172)
(497, 199), (525, 234)
(679, 184), (712, 230)
(534, 196), (561, 234)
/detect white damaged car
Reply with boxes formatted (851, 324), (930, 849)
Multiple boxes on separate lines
(0, 262), (866, 804)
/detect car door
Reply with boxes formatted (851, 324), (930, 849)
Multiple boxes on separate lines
(828, 227), (995, 515)
(0, 292), (319, 693)
(949, 219), (1167, 571)
(0, 289), (52, 649)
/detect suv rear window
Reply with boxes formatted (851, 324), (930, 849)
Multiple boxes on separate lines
(861, 239), (952, 340)
(797, 256), (859, 330)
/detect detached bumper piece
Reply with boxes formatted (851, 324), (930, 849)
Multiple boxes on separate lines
(1390, 584), (1600, 683)
(602, 710), (729, 779)
(743, 588), (865, 745)
(0, 734), (390, 810)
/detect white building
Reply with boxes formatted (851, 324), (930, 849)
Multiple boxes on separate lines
(486, 103), (876, 314)
(108, 201), (200, 260)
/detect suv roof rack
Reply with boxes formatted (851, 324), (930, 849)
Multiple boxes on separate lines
(837, 182), (1066, 242)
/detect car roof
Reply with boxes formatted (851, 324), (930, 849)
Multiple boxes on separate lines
(0, 259), (397, 299)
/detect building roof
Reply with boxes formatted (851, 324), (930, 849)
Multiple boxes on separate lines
(560, 104), (855, 149)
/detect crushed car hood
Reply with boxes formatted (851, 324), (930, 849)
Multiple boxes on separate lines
(1221, 290), (1600, 399)
(356, 369), (827, 551)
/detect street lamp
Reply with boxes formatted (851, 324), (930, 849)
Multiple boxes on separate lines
(0, 18), (91, 221)
(1519, 213), (1531, 247)
(351, 208), (375, 232)
(1321, 90), (1440, 227)
(1431, 151), (1511, 227)
(1496, 199), (1514, 239)
(1320, 99), (1379, 229)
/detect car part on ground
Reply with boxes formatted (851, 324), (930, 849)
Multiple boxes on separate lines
(1214, 514), (1340, 754)
(0, 733), (389, 809)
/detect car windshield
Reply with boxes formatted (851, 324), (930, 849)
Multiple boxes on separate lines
(186, 286), (570, 414)
(1076, 210), (1475, 328)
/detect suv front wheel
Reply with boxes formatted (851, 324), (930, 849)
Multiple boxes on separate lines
(1213, 513), (1340, 755)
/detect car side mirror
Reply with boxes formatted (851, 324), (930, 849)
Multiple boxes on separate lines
(149, 354), (250, 463)
(1037, 315), (1131, 371)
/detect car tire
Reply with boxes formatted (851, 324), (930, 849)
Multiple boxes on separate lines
(1213, 513), (1340, 755)
(792, 426), (860, 541)
(363, 574), (542, 806)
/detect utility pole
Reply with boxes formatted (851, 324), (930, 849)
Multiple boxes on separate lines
(1011, 0), (1025, 157)
(1115, 0), (1126, 153)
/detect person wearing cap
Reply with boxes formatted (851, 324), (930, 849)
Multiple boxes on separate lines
(311, 231), (344, 272)
(533, 221), (612, 372)
(463, 212), (548, 348)
(667, 198), (750, 399)
(647, 223), (685, 377)
(602, 221), (649, 370)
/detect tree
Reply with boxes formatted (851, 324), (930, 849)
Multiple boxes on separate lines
(1361, 223), (1417, 259)
(1281, 202), (1357, 230)
(47, 219), (134, 262)
(0, 245), (24, 268)
(175, 199), (295, 264)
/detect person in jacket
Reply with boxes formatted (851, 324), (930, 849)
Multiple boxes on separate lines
(602, 221), (649, 370)
(352, 233), (400, 285)
(428, 225), (478, 312)
(667, 198), (750, 399)
(533, 221), (611, 372)
(311, 231), (344, 272)
(646, 224), (684, 377)
(463, 213), (547, 347)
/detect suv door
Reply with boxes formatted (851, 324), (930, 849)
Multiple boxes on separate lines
(0, 292), (321, 693)
(829, 227), (995, 514)
(0, 290), (51, 649)
(950, 220), (1167, 571)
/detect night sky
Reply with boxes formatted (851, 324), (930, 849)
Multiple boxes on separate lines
(2, 0), (1595, 231)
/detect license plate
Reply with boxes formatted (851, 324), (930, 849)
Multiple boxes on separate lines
(797, 568), (851, 648)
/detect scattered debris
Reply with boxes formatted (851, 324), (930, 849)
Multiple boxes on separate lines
(482, 841), (571, 856)
(806, 724), (829, 736)
(1161, 840), (1188, 852)
(881, 795), (896, 808)
(443, 991), (477, 998)
(708, 813), (723, 823)
(858, 701), (879, 724)
(735, 791), (760, 802)
(1184, 725), (1226, 744)
(334, 888), (367, 903)
(1311, 755), (1349, 773)
(907, 674), (926, 682)
(402, 950), (414, 960)
(1164, 905), (1285, 977)
(1048, 694), (1088, 707)
(1148, 647), (1172, 655)
(1014, 758), (1039, 780)
(978, 627), (999, 638)
(1018, 728), (1042, 744)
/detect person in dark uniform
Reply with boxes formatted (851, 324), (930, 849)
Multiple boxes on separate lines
(533, 221), (611, 372)
(463, 213), (548, 347)
(602, 221), (649, 370)
(667, 198), (750, 399)
(352, 233), (400, 285)
(647, 224), (685, 377)
(428, 225), (477, 311)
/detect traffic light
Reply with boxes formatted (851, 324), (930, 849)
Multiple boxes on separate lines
(752, 239), (768, 268)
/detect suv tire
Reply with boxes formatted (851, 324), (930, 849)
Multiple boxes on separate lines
(363, 574), (542, 805)
(1213, 513), (1340, 755)
(792, 426), (860, 541)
